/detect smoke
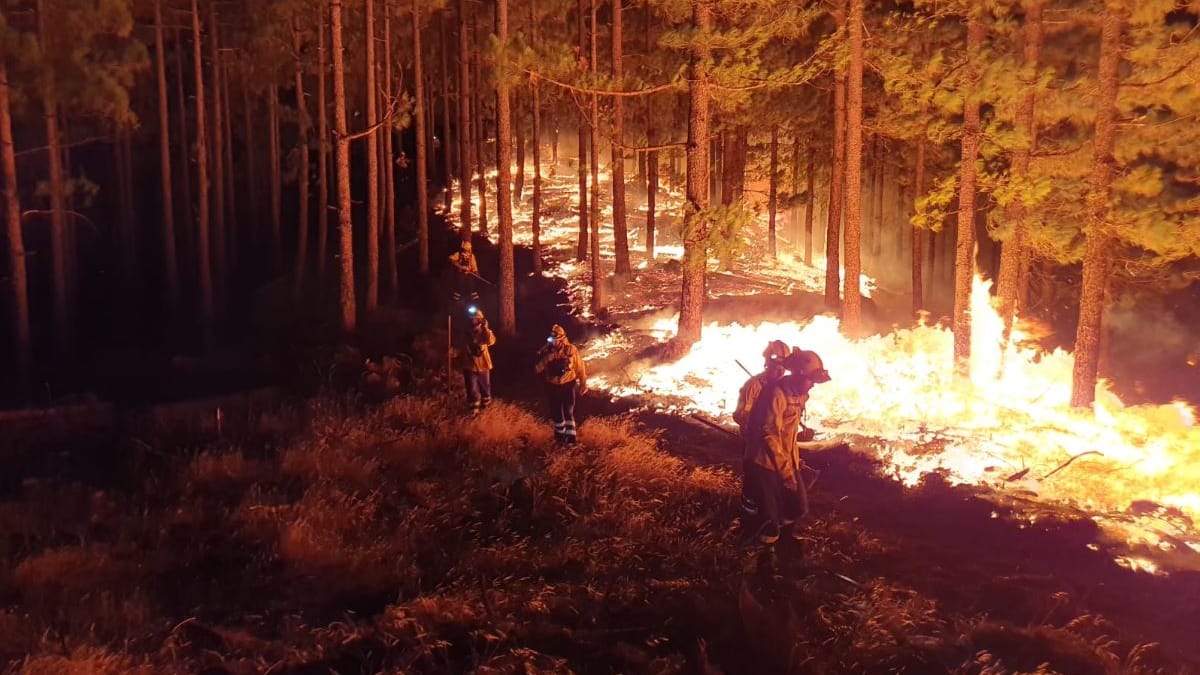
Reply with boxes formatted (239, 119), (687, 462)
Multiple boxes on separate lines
(1105, 291), (1200, 404)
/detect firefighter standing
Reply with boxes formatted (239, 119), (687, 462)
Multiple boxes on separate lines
(535, 324), (588, 444)
(733, 340), (791, 517)
(459, 306), (496, 414)
(448, 240), (480, 302)
(745, 348), (831, 546)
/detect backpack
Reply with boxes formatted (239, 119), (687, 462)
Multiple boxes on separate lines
(545, 351), (571, 379)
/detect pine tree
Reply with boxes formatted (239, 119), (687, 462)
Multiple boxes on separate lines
(0, 52), (32, 384)
(951, 5), (984, 378)
(414, 0), (430, 275)
(292, 10), (312, 301)
(191, 0), (215, 342)
(496, 0), (517, 333)
(610, 0), (631, 279)
(330, 0), (356, 333)
(153, 0), (180, 311)
(841, 0), (865, 336)
(675, 0), (713, 348)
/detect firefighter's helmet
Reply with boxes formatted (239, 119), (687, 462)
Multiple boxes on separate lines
(784, 348), (831, 383)
(762, 340), (790, 363)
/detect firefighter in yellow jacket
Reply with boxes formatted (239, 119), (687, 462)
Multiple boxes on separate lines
(733, 340), (790, 517)
(448, 239), (480, 301)
(535, 324), (588, 444)
(459, 305), (496, 414)
(745, 348), (830, 546)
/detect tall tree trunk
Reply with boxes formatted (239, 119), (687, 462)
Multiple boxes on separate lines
(841, 0), (864, 335)
(208, 0), (226, 309)
(241, 77), (257, 252)
(825, 9), (847, 310)
(38, 0), (70, 356)
(1, 56), (32, 383)
(912, 135), (926, 314)
(174, 27), (194, 263)
(530, 0), (543, 275)
(804, 145), (815, 266)
(610, 0), (631, 278)
(1071, 3), (1122, 409)
(768, 125), (779, 259)
(588, 0), (603, 314)
(675, 0), (713, 348)
(457, 0), (473, 240)
(440, 11), (453, 215)
(331, 0), (356, 333)
(154, 0), (180, 310)
(473, 19), (488, 237)
(514, 95), (526, 200)
(995, 0), (1042, 339)
(646, 122), (658, 258)
(575, 0), (588, 262)
(317, 12), (330, 280)
(292, 13), (311, 301)
(413, 0), (430, 276)
(952, 7), (985, 377)
(382, 3), (397, 298)
(221, 56), (236, 273)
(496, 0), (516, 333)
(364, 0), (380, 312)
(268, 83), (282, 270)
(116, 127), (136, 293)
(789, 134), (800, 252)
(191, 0), (214, 342)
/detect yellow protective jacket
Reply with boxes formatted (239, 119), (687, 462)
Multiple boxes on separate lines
(459, 323), (496, 372)
(535, 340), (586, 386)
(732, 368), (785, 433)
(745, 376), (812, 490)
(449, 251), (479, 275)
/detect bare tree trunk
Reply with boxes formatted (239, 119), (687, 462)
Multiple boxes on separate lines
(268, 83), (282, 271)
(514, 95), (526, 200)
(789, 134), (800, 252)
(530, 0), (543, 275)
(575, 0), (588, 262)
(996, 0), (1042, 339)
(496, 0), (516, 333)
(174, 27), (194, 263)
(382, 3), (397, 299)
(154, 0), (180, 310)
(610, 0), (631, 278)
(646, 122), (658, 258)
(440, 11), (453, 216)
(115, 127), (137, 293)
(38, 0), (70, 355)
(472, 18), (488, 237)
(412, 0), (430, 276)
(768, 125), (779, 259)
(241, 77), (256, 252)
(1071, 3), (1122, 409)
(952, 8), (985, 377)
(208, 0), (226, 309)
(1, 56), (32, 383)
(364, 0), (380, 312)
(317, 12), (330, 280)
(825, 7), (846, 311)
(331, 0), (356, 333)
(457, 0), (473, 240)
(841, 0), (864, 335)
(221, 56), (236, 273)
(588, 0), (603, 314)
(675, 0), (713, 348)
(191, 0), (214, 342)
(804, 145), (815, 266)
(292, 13), (311, 301)
(912, 136), (926, 314)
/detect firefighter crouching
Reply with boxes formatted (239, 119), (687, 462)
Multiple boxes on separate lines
(459, 305), (496, 414)
(733, 340), (791, 518)
(535, 324), (588, 444)
(745, 348), (831, 546)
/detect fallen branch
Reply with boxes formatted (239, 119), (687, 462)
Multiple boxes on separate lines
(1043, 450), (1104, 479)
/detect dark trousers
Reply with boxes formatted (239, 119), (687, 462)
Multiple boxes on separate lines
(464, 370), (492, 412)
(546, 381), (577, 443)
(747, 464), (808, 530)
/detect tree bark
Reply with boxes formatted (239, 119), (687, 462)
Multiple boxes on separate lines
(412, 0), (430, 276)
(1, 56), (32, 383)
(241, 75), (257, 252)
(530, 0), (543, 276)
(440, 11), (454, 215)
(364, 0), (380, 312)
(768, 125), (779, 259)
(317, 12), (330, 280)
(841, 0), (864, 335)
(331, 0), (356, 333)
(996, 0), (1043, 339)
(588, 0), (604, 315)
(952, 7), (985, 378)
(174, 27), (194, 262)
(191, 0), (214, 343)
(675, 0), (714, 348)
(38, 0), (70, 355)
(912, 136), (926, 314)
(611, 0), (631, 278)
(825, 7), (846, 310)
(646, 121), (658, 258)
(1071, 3), (1122, 409)
(268, 83), (282, 271)
(221, 55), (236, 272)
(496, 0), (517, 333)
(804, 145), (815, 266)
(457, 0), (473, 240)
(514, 95), (526, 200)
(154, 0), (179, 310)
(575, 0), (588, 262)
(472, 18), (488, 237)
(292, 13), (311, 301)
(208, 1), (226, 309)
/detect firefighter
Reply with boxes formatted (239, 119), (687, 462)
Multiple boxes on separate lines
(733, 340), (791, 517)
(535, 324), (588, 444)
(745, 348), (830, 546)
(459, 305), (496, 414)
(448, 239), (480, 302)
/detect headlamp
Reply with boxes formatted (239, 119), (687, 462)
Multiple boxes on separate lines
(467, 305), (478, 316)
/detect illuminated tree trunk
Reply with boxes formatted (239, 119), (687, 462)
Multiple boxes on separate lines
(174, 27), (194, 258)
(588, 0), (604, 314)
(472, 18), (488, 237)
(190, 0), (215, 342)
(268, 82), (282, 271)
(38, 0), (70, 355)
(825, 3), (846, 310)
(514, 96), (526, 200)
(841, 0), (864, 336)
(317, 13), (330, 280)
(383, 28), (398, 302)
(610, 0), (631, 278)
(952, 7), (985, 378)
(768, 125), (779, 260)
(996, 0), (1043, 338)
(496, 0), (516, 333)
(804, 145), (815, 266)
(221, 56), (236, 272)
(365, 0), (379, 312)
(331, 0), (357, 333)
(413, 0), (430, 276)
(675, 0), (713, 348)
(240, 76), (256, 250)
(292, 13), (311, 301)
(209, 1), (226, 309)
(912, 135), (926, 314)
(575, 0), (588, 262)
(457, 0), (473, 240)
(530, 0), (543, 276)
(156, 0), (178, 307)
(440, 11), (453, 216)
(1071, 4), (1122, 409)
(1, 56), (32, 383)
(646, 123), (658, 258)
